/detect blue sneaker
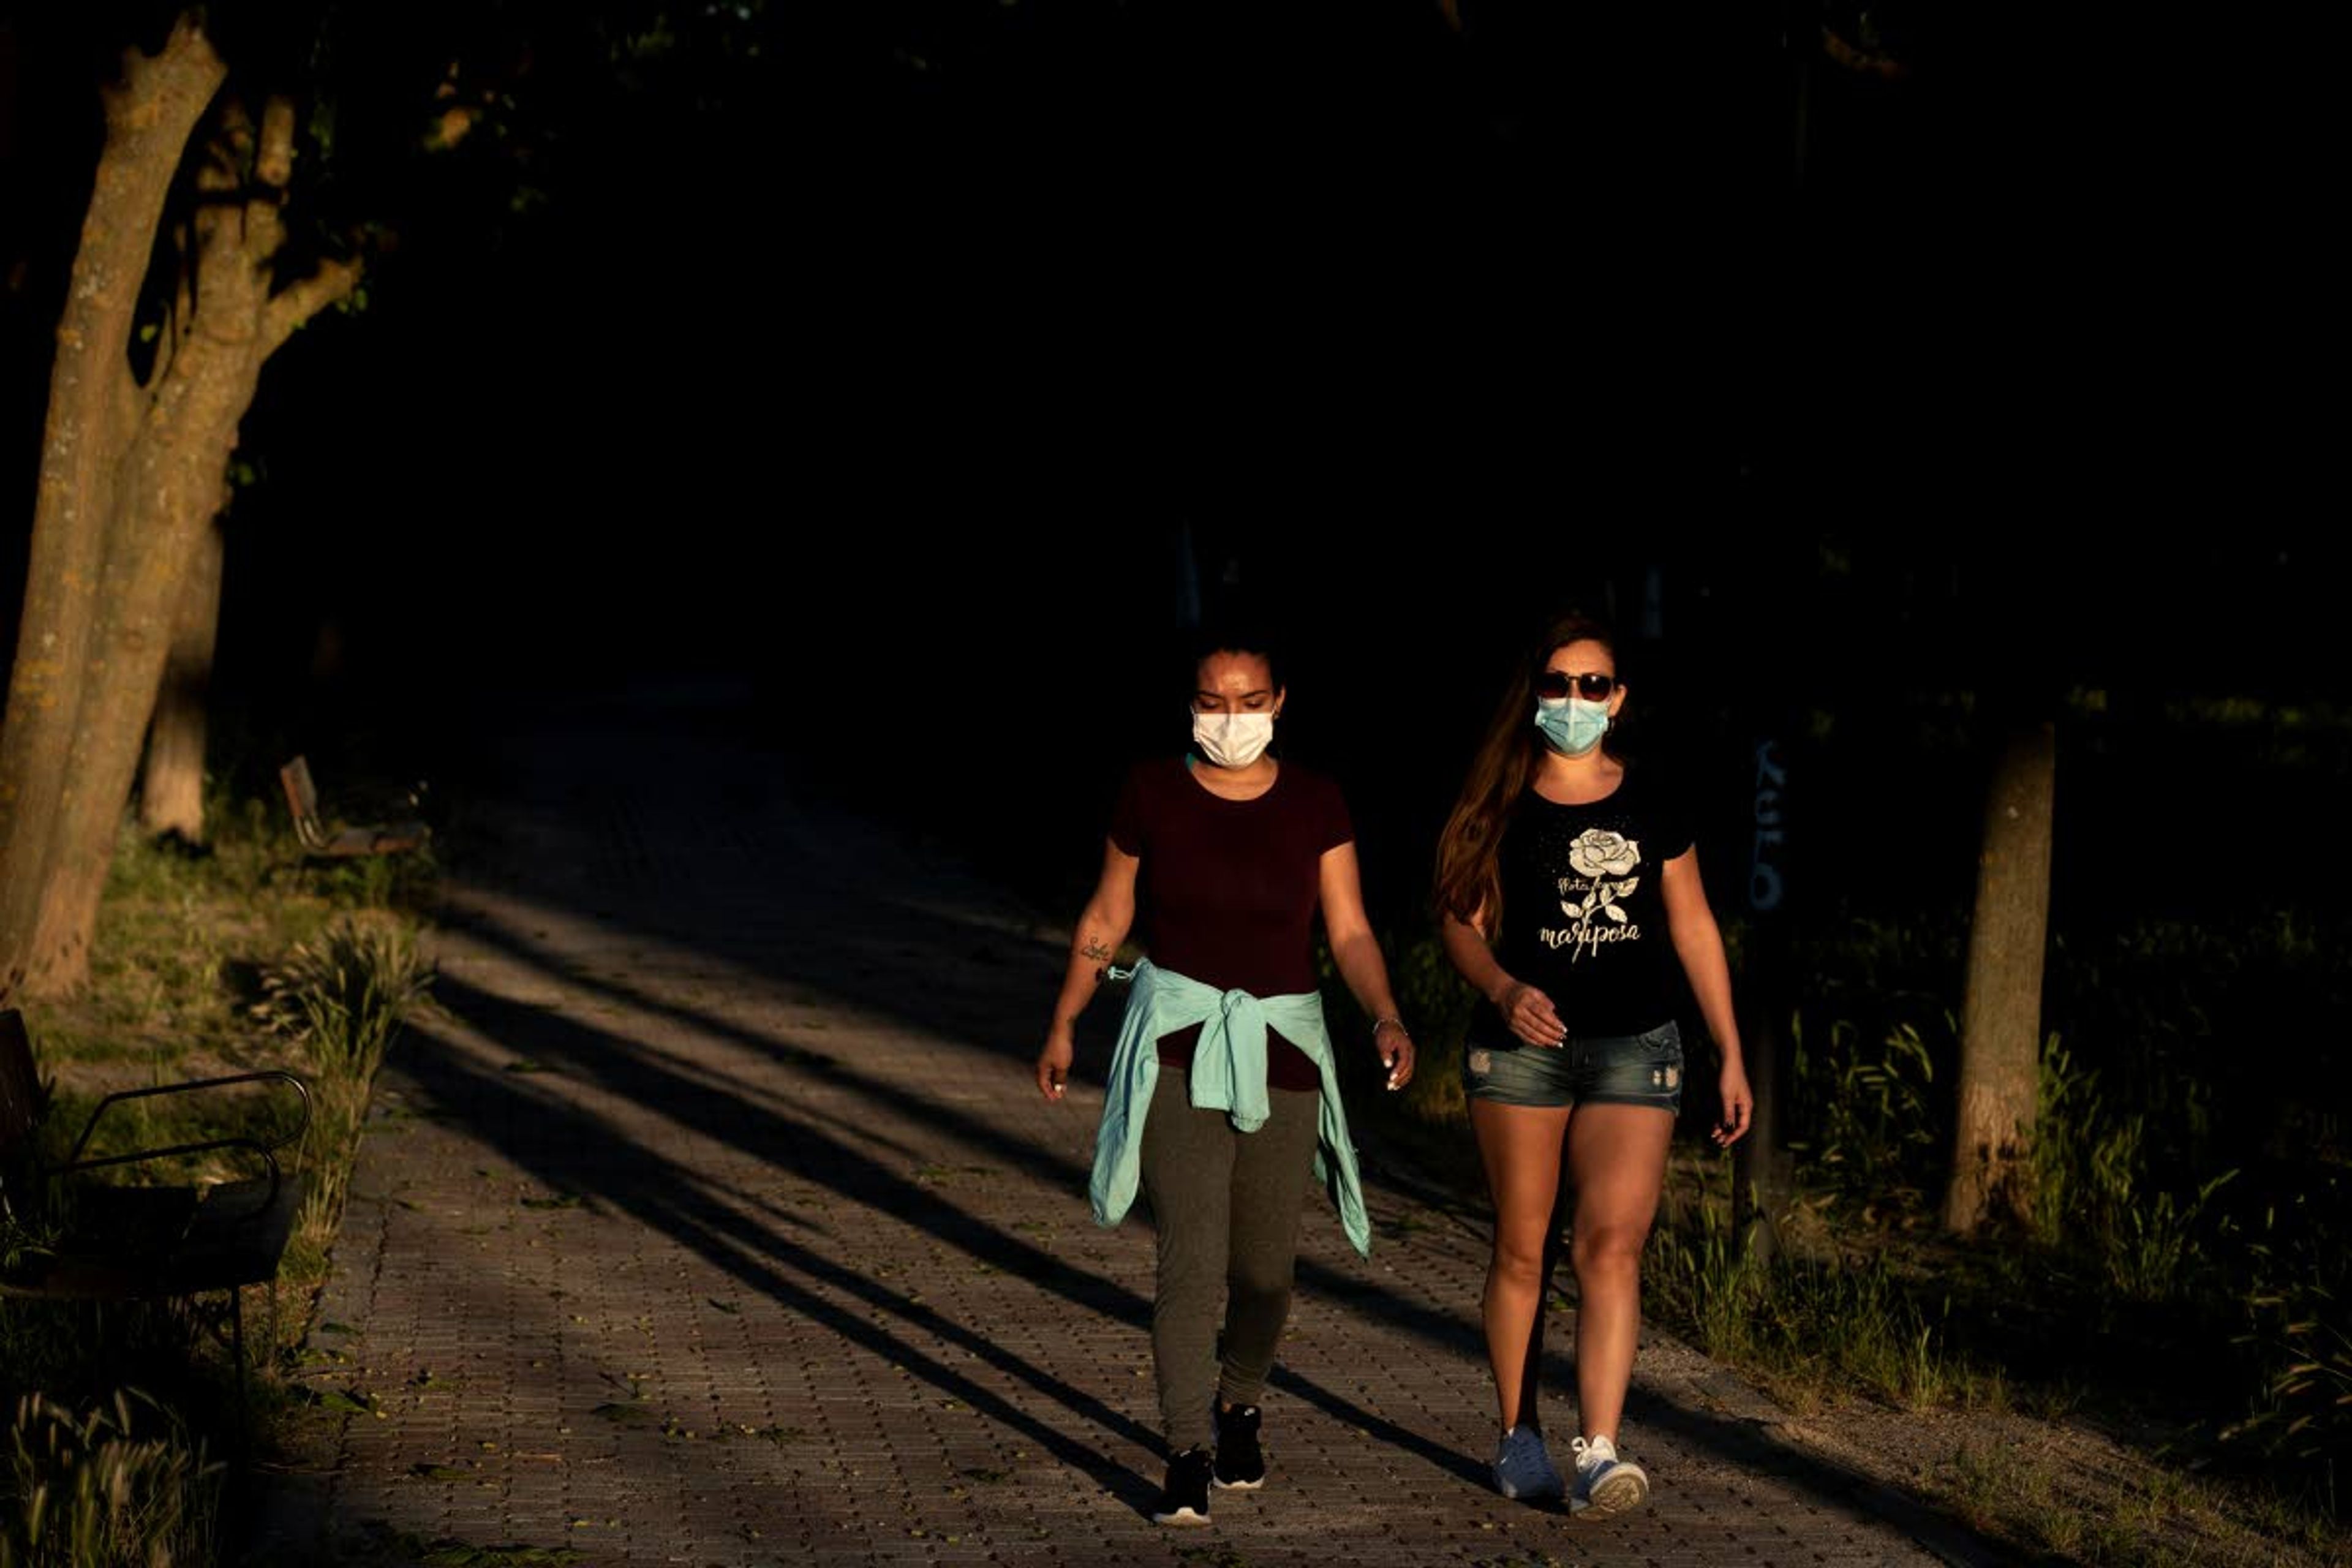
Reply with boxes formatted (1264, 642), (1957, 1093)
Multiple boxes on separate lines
(1490, 1425), (1564, 1501)
(1569, 1435), (1650, 1520)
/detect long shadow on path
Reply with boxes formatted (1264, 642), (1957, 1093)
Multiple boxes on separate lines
(410, 933), (2034, 1559)
(412, 973), (1514, 1511)
(394, 1011), (1168, 1515)
(397, 706), (2038, 1558)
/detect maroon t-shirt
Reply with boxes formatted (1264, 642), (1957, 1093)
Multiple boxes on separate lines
(1108, 755), (1354, 1091)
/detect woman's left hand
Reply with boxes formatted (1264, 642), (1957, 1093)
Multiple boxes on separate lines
(1713, 1058), (1754, 1147)
(1374, 1020), (1417, 1091)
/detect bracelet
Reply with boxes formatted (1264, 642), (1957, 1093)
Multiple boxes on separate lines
(1371, 1015), (1406, 1037)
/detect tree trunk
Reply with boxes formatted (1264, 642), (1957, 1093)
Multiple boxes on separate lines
(0, 18), (225, 1003)
(1942, 721), (2057, 1235)
(30, 408), (252, 991)
(138, 516), (226, 842)
(0, 18), (359, 1000)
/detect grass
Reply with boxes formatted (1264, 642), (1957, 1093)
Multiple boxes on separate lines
(1332, 891), (2352, 1567)
(0, 783), (436, 1568)
(1, 1390), (222, 1568)
(1930, 1433), (2352, 1567)
(1649, 1155), (1983, 1414)
(251, 916), (433, 1278)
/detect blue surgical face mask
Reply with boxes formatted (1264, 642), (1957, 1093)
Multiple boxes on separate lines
(1534, 696), (1609, 757)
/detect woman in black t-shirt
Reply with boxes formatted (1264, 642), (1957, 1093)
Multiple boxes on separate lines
(1433, 612), (1752, 1521)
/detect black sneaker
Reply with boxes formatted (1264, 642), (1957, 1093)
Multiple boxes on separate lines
(1152, 1446), (1215, 1526)
(1213, 1403), (1265, 1490)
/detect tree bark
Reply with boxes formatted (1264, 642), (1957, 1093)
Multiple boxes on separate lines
(1942, 721), (2057, 1236)
(138, 516), (226, 843)
(29, 355), (257, 990)
(0, 17), (226, 1004)
(1, 20), (358, 999)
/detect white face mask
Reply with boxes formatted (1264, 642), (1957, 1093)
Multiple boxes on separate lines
(1191, 710), (1275, 769)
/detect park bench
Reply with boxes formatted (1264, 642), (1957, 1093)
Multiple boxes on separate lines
(279, 754), (430, 858)
(0, 1009), (312, 1445)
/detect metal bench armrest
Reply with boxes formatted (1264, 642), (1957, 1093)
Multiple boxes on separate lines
(66, 1070), (313, 1168)
(53, 1137), (285, 1213)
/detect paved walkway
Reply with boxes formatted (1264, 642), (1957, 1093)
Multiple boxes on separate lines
(255, 685), (1992, 1567)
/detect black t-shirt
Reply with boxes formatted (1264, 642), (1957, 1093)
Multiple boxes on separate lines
(1469, 766), (1695, 1044)
(1109, 756), (1354, 1090)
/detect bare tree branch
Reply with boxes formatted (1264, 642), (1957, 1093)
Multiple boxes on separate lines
(257, 96), (296, 190)
(103, 13), (226, 128)
(263, 258), (363, 358)
(83, 19), (233, 438)
(188, 94), (250, 276)
(240, 98), (297, 280)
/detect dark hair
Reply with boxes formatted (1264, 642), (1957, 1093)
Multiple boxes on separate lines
(1185, 616), (1285, 696)
(1433, 611), (1621, 931)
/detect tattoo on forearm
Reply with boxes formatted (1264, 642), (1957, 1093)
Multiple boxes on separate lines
(1081, 938), (1114, 962)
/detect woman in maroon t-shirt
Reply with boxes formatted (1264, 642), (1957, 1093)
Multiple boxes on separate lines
(1035, 626), (1417, 1527)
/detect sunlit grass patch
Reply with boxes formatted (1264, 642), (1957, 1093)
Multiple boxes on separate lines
(250, 914), (434, 1289)
(1648, 1156), (1984, 1415)
(1931, 1430), (2349, 1568)
(6, 778), (435, 1568)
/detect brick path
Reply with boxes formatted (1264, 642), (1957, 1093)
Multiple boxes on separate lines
(252, 685), (1996, 1567)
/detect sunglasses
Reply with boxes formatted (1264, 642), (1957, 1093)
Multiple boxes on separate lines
(1537, 670), (1618, 703)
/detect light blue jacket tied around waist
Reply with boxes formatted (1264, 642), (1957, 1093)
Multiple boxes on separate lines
(1087, 957), (1373, 1258)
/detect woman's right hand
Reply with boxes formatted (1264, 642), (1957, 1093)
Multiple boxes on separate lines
(1036, 1028), (1075, 1102)
(1494, 979), (1568, 1048)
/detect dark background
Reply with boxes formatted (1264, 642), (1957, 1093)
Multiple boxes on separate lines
(5, 7), (2348, 1513)
(2, 0), (2341, 932)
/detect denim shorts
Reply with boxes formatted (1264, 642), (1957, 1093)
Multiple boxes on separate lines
(1460, 1020), (1684, 1112)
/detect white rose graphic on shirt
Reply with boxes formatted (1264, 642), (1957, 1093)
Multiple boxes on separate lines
(1562, 829), (1642, 924)
(1569, 830), (1640, 879)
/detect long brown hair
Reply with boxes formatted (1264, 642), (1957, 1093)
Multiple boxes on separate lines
(1433, 612), (1619, 935)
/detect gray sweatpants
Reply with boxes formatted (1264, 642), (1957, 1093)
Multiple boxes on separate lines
(1136, 1067), (1322, 1453)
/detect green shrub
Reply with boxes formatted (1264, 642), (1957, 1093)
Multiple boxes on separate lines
(2227, 1193), (2352, 1509)
(251, 915), (432, 1270)
(2031, 1035), (2239, 1305)
(1648, 1156), (1968, 1412)
(251, 916), (431, 1085)
(1785, 1011), (1943, 1215)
